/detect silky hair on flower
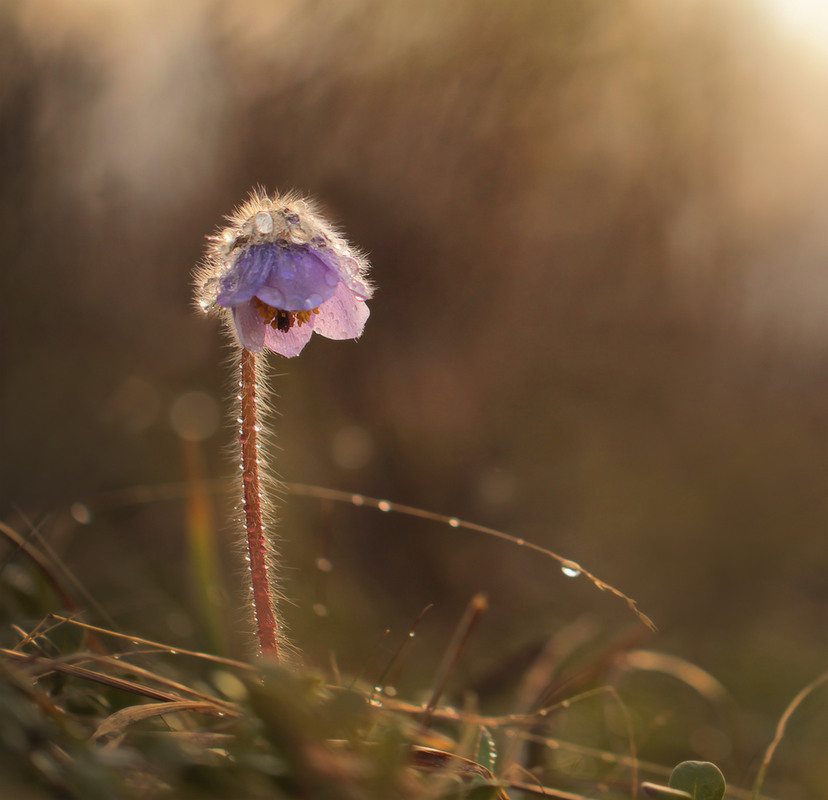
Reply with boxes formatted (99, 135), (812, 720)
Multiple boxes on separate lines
(195, 189), (373, 659)
(197, 189), (373, 357)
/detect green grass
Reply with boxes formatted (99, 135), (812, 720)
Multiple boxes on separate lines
(1, 500), (824, 800)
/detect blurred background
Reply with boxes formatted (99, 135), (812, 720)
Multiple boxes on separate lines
(3, 0), (828, 793)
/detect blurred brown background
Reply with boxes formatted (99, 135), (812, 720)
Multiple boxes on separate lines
(3, 0), (828, 789)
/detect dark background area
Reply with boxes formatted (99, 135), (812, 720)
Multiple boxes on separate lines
(3, 1), (828, 793)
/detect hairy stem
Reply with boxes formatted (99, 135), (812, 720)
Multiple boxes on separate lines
(239, 348), (280, 657)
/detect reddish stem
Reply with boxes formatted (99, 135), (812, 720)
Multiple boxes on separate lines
(239, 348), (280, 657)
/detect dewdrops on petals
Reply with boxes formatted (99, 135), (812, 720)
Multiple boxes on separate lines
(196, 189), (373, 358)
(254, 211), (274, 235)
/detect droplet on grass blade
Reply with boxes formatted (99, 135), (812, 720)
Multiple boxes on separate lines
(561, 561), (582, 578)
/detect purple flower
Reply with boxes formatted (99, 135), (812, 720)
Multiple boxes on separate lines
(198, 193), (372, 357)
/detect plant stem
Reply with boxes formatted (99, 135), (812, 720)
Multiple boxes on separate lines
(239, 347), (280, 657)
(419, 593), (488, 730)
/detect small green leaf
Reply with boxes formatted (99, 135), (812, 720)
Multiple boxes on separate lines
(475, 727), (497, 774)
(668, 761), (726, 800)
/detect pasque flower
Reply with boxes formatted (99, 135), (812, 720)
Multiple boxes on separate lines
(198, 191), (372, 356)
(195, 190), (374, 657)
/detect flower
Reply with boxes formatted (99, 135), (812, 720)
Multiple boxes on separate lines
(197, 191), (372, 357)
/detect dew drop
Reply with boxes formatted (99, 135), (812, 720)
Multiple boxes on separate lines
(561, 561), (582, 578)
(378, 500), (391, 512)
(448, 518), (460, 528)
(561, 699), (571, 709)
(254, 211), (274, 235)
(516, 538), (525, 546)
(373, 685), (383, 695)
(351, 494), (364, 506)
(315, 557), (333, 573)
(408, 631), (416, 638)
(312, 603), (328, 617)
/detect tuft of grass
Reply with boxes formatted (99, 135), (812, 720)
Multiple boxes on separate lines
(4, 492), (828, 800)
(0, 532), (645, 800)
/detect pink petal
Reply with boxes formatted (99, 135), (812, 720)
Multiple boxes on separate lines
(232, 302), (266, 352)
(313, 283), (370, 340)
(264, 320), (315, 357)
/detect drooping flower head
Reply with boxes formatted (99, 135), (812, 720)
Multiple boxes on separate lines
(197, 190), (373, 357)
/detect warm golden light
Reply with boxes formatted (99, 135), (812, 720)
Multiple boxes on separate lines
(762, 0), (828, 51)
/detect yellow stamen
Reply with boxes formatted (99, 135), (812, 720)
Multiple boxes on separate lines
(252, 298), (321, 332)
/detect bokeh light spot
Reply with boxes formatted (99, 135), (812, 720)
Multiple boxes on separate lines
(170, 391), (220, 442)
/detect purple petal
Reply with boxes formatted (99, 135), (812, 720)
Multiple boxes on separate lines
(313, 283), (371, 340)
(217, 245), (278, 306)
(315, 249), (371, 299)
(264, 319), (315, 357)
(232, 302), (266, 352)
(255, 246), (338, 311)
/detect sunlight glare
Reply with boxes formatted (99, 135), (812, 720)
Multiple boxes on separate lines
(762, 0), (828, 52)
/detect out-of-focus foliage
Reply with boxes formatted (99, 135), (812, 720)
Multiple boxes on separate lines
(0, 556), (633, 800)
(3, 1), (828, 798)
(0, 655), (418, 799)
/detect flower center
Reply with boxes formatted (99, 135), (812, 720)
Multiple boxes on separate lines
(253, 297), (320, 333)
